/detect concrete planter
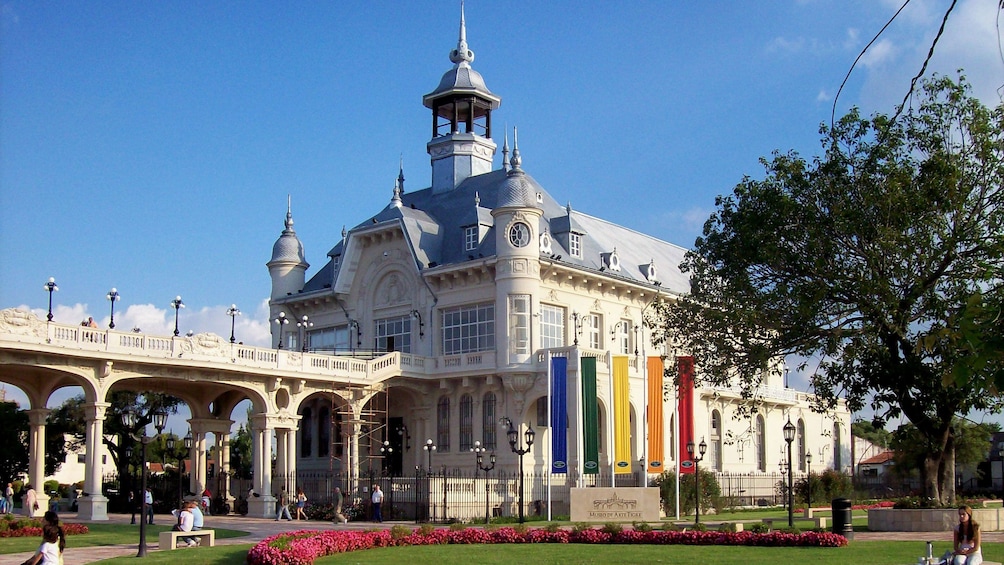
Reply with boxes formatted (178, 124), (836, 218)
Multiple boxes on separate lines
(867, 508), (1002, 531)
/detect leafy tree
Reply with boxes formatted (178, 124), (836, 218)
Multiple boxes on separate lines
(652, 469), (721, 517)
(0, 402), (28, 485)
(647, 75), (1004, 505)
(891, 419), (994, 480)
(229, 421), (253, 480)
(851, 420), (892, 449)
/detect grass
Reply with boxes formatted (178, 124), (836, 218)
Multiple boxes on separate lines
(312, 542), (1004, 565)
(94, 543), (254, 564)
(0, 523), (250, 554)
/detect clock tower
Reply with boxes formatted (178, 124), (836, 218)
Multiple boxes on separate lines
(492, 134), (543, 367)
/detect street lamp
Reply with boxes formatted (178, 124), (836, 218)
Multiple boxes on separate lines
(424, 439), (437, 473)
(297, 315), (313, 352)
(43, 277), (58, 321)
(806, 451), (813, 507)
(783, 418), (796, 528)
(106, 288), (120, 329)
(226, 304), (241, 343)
(570, 311), (587, 346)
(397, 425), (411, 451)
(501, 416), (535, 523)
(472, 440), (496, 524)
(686, 438), (707, 524)
(171, 296), (185, 336)
(125, 444), (137, 524)
(410, 310), (424, 338)
(380, 441), (393, 475)
(121, 407), (168, 557)
(274, 312), (289, 349)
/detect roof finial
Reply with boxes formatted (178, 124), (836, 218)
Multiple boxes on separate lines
(509, 126), (522, 171)
(391, 177), (403, 207)
(449, 0), (474, 66)
(398, 154), (405, 193)
(566, 201), (572, 215)
(502, 128), (511, 172)
(284, 194), (294, 232)
(474, 191), (481, 207)
(341, 225), (347, 239)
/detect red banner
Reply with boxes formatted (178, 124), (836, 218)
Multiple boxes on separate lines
(677, 356), (695, 474)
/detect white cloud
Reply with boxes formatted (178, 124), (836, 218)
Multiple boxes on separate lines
(859, 38), (897, 68)
(817, 89), (831, 102)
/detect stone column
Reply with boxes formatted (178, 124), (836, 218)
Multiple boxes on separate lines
(26, 409), (50, 518)
(220, 432), (233, 507)
(285, 429), (297, 493)
(274, 430), (287, 492)
(248, 414), (275, 518)
(77, 402), (110, 520)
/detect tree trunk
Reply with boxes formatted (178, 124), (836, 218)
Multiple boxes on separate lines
(939, 435), (956, 505)
(922, 454), (942, 502)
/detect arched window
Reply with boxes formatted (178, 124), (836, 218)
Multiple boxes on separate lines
(318, 406), (330, 457)
(437, 396), (451, 452)
(301, 407), (313, 458)
(797, 419), (806, 472)
(755, 415), (766, 472)
(459, 394), (473, 451)
(710, 410), (722, 471)
(482, 392), (497, 450)
(833, 421), (841, 470)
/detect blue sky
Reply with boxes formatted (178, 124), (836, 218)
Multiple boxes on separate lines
(2, 1), (1002, 432)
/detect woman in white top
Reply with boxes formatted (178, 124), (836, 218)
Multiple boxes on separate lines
(952, 505), (983, 565)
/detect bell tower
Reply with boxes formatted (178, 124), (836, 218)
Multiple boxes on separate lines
(423, 4), (500, 193)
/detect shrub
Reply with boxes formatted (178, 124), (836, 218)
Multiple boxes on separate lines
(660, 522), (682, 532)
(690, 522), (707, 532)
(793, 469), (853, 505)
(747, 522), (770, 534)
(652, 470), (721, 515)
(543, 523), (562, 533)
(448, 522), (467, 531)
(717, 522), (737, 533)
(389, 525), (412, 540)
(893, 496), (943, 509)
(632, 521), (653, 532)
(418, 523), (435, 536)
(572, 523), (593, 534)
(600, 523), (623, 535)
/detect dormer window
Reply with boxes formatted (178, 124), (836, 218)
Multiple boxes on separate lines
(332, 255), (341, 271)
(645, 260), (657, 282)
(569, 233), (582, 258)
(540, 230), (553, 255)
(608, 248), (621, 271)
(464, 226), (479, 251)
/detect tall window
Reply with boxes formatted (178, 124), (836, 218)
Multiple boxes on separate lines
(375, 315), (411, 353)
(482, 392), (497, 450)
(459, 394), (474, 451)
(301, 407), (313, 458)
(539, 304), (565, 349)
(710, 410), (722, 471)
(797, 419), (806, 471)
(437, 396), (451, 452)
(442, 303), (495, 355)
(536, 397), (548, 427)
(318, 407), (330, 457)
(464, 226), (478, 251)
(509, 295), (530, 355)
(755, 415), (766, 472)
(569, 233), (582, 258)
(588, 313), (602, 349)
(833, 422), (841, 470)
(616, 320), (631, 354)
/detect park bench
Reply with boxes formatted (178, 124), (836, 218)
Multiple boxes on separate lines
(762, 516), (827, 529)
(802, 506), (830, 518)
(981, 499), (1003, 508)
(158, 529), (215, 550)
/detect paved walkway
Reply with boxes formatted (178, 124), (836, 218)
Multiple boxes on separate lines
(2, 513), (1001, 564)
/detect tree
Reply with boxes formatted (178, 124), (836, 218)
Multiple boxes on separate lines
(229, 421), (253, 480)
(0, 402), (28, 485)
(852, 420), (892, 449)
(891, 419), (995, 486)
(647, 75), (1004, 505)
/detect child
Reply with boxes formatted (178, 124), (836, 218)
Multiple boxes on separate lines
(20, 523), (60, 565)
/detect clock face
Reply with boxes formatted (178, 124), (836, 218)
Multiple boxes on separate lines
(509, 222), (531, 248)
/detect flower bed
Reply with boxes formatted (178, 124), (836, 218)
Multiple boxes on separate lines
(0, 516), (89, 538)
(248, 527), (849, 565)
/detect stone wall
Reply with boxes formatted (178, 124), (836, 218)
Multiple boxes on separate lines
(868, 508), (1002, 532)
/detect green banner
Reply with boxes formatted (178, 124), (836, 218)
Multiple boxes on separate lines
(581, 356), (599, 474)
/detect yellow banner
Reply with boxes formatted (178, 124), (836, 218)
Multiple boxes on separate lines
(647, 356), (665, 474)
(613, 356), (631, 474)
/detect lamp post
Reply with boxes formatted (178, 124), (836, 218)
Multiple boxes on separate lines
(410, 310), (424, 338)
(783, 418), (796, 528)
(226, 304), (241, 343)
(106, 288), (120, 329)
(424, 439), (436, 473)
(297, 315), (313, 352)
(686, 438), (707, 524)
(125, 444), (136, 524)
(806, 451), (813, 507)
(380, 441), (393, 475)
(121, 407), (168, 557)
(500, 416), (535, 523)
(472, 440), (496, 524)
(171, 296), (185, 336)
(570, 311), (584, 346)
(274, 312), (289, 349)
(397, 425), (411, 451)
(423, 439), (436, 522)
(43, 277), (58, 321)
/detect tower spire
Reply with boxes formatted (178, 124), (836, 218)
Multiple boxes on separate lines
(285, 194), (294, 232)
(398, 155), (405, 193)
(509, 126), (523, 171)
(450, 1), (474, 66)
(502, 128), (511, 172)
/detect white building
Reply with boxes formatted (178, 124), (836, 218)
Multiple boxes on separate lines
(267, 6), (851, 484)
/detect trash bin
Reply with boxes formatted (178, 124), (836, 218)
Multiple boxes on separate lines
(831, 498), (853, 540)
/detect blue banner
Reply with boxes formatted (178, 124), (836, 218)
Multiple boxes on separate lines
(551, 356), (568, 473)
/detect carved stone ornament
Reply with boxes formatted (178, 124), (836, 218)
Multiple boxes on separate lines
(179, 332), (229, 357)
(0, 308), (46, 338)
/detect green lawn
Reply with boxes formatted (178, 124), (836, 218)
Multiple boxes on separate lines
(0, 523), (249, 554)
(94, 543), (254, 564)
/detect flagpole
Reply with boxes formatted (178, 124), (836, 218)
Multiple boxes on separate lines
(575, 346), (584, 488)
(608, 350), (615, 487)
(674, 357), (681, 520)
(546, 350), (552, 522)
(641, 342), (648, 484)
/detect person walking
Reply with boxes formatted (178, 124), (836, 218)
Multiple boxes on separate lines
(332, 487), (347, 524)
(144, 488), (154, 525)
(371, 485), (383, 523)
(128, 490), (137, 525)
(4, 482), (13, 514)
(275, 487), (292, 521)
(294, 487), (307, 520)
(23, 485), (38, 517)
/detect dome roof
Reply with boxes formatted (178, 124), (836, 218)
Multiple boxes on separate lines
(426, 64), (497, 103)
(496, 169), (539, 209)
(269, 206), (308, 267)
